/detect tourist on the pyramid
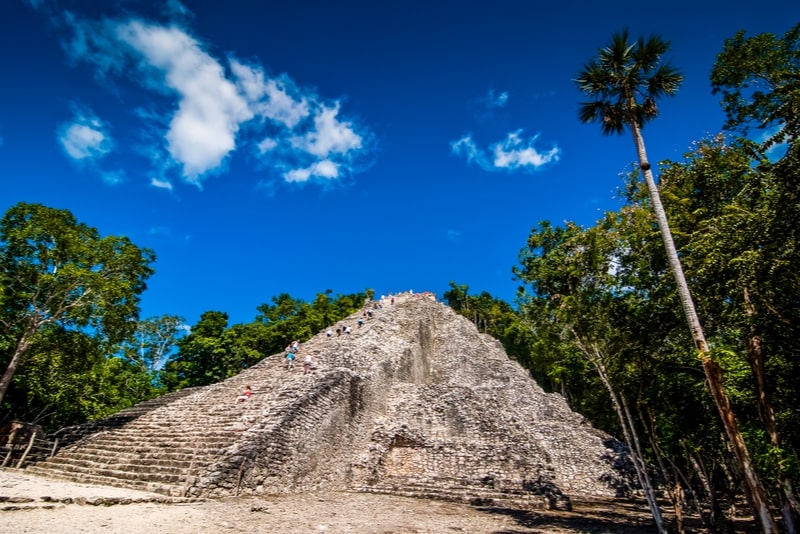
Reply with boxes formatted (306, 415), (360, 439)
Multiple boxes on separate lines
(303, 353), (313, 375)
(336, 327), (341, 337)
(326, 328), (333, 339)
(236, 385), (252, 402)
(357, 317), (364, 327)
(286, 351), (296, 369)
(290, 340), (299, 352)
(344, 325), (352, 335)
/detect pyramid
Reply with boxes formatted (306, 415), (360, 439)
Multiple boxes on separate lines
(27, 294), (633, 509)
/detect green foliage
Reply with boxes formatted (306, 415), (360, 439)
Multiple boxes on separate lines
(160, 290), (369, 391)
(160, 311), (235, 390)
(711, 23), (800, 147)
(512, 126), (800, 521)
(0, 202), (155, 406)
(0, 202), (156, 343)
(6, 325), (157, 433)
(117, 314), (187, 376)
(576, 29), (683, 134)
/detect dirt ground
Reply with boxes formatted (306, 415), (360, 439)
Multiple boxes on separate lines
(0, 469), (723, 533)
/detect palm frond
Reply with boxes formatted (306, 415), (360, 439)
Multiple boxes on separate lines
(576, 29), (683, 133)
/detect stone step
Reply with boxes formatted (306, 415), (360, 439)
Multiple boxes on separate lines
(58, 444), (229, 460)
(40, 453), (203, 471)
(29, 460), (195, 484)
(95, 434), (230, 447)
(28, 459), (189, 485)
(24, 465), (185, 497)
(101, 417), (265, 429)
(78, 431), (237, 443)
(51, 450), (222, 467)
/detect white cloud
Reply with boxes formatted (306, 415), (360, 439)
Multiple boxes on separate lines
(151, 177), (174, 191)
(116, 20), (253, 183)
(492, 130), (561, 169)
(284, 159), (339, 183)
(451, 130), (560, 172)
(41, 5), (372, 191)
(230, 61), (309, 128)
(58, 108), (113, 161)
(257, 138), (278, 153)
(290, 103), (362, 158)
(451, 135), (484, 166)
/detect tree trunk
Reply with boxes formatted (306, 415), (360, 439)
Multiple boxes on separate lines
(570, 333), (666, 534)
(685, 447), (719, 528)
(744, 288), (799, 533)
(630, 123), (778, 533)
(0, 330), (35, 406)
(642, 406), (686, 534)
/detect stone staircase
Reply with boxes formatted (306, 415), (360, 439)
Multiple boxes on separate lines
(23, 295), (636, 507)
(48, 387), (204, 449)
(26, 346), (346, 496)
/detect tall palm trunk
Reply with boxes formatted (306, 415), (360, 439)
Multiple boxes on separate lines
(630, 122), (778, 533)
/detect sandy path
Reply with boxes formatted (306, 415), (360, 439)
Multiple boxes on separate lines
(0, 469), (665, 533)
(0, 470), (526, 533)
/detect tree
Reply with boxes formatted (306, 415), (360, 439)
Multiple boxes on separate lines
(515, 219), (669, 532)
(710, 24), (800, 529)
(119, 315), (187, 376)
(710, 23), (800, 149)
(0, 202), (155, 407)
(658, 135), (800, 532)
(160, 311), (235, 390)
(4, 324), (156, 432)
(576, 31), (777, 531)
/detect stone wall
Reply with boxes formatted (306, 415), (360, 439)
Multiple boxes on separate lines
(26, 294), (635, 509)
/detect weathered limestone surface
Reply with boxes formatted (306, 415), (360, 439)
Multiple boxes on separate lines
(25, 295), (634, 509)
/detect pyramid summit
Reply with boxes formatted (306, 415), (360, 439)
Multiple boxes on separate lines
(28, 294), (634, 509)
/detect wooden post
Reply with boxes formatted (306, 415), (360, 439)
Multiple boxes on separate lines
(1, 447), (12, 468)
(15, 433), (37, 468)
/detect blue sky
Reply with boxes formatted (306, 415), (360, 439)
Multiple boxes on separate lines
(2, 0), (798, 327)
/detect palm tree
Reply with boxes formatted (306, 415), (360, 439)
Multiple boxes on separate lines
(576, 30), (778, 533)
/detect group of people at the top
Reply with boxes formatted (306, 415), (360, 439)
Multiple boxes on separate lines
(236, 290), (438, 403)
(378, 290), (437, 306)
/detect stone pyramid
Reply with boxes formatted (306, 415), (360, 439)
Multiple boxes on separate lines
(27, 294), (633, 509)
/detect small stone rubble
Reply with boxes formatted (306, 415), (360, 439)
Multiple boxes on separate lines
(23, 294), (635, 509)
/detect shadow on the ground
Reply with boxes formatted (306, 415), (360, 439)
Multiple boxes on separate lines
(476, 504), (660, 534)
(478, 502), (764, 534)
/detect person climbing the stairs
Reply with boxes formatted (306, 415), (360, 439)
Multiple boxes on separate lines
(236, 385), (252, 403)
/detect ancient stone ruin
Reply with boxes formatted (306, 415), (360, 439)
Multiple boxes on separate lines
(25, 295), (634, 509)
